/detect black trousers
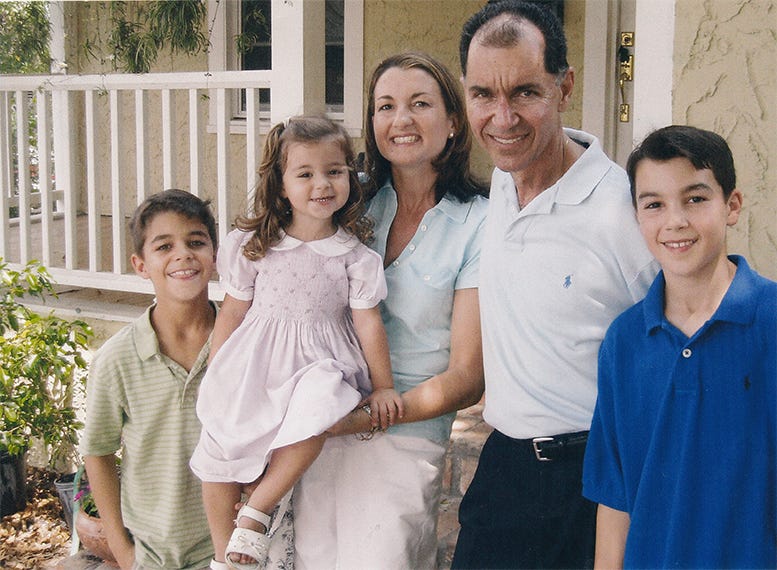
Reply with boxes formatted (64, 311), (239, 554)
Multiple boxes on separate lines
(451, 429), (596, 569)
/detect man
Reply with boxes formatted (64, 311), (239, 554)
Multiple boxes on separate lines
(452, 2), (658, 568)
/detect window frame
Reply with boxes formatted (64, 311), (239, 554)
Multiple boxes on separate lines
(206, 0), (363, 136)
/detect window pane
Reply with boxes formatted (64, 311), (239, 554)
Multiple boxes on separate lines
(325, 0), (344, 109)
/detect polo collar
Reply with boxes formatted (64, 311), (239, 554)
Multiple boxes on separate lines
(553, 128), (613, 206)
(134, 305), (161, 361)
(643, 255), (758, 335)
(270, 227), (361, 256)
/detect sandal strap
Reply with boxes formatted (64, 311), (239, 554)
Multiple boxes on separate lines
(235, 504), (271, 529)
(210, 561), (229, 570)
(225, 527), (270, 570)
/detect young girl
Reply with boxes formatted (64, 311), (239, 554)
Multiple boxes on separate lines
(190, 116), (403, 570)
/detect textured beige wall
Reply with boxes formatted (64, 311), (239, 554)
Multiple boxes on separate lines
(673, 0), (777, 279)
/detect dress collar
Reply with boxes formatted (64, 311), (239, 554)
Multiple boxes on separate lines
(270, 226), (361, 256)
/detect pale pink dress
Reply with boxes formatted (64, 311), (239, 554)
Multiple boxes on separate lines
(190, 227), (386, 483)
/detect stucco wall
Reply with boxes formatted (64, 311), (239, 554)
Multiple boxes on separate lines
(673, 0), (776, 279)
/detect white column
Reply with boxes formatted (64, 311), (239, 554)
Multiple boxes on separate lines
(270, 0), (326, 124)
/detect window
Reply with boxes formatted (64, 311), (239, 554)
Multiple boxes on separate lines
(207, 0), (362, 132)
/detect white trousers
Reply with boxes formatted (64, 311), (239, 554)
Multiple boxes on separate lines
(294, 433), (446, 570)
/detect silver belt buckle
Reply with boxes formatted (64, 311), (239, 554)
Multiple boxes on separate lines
(532, 436), (554, 461)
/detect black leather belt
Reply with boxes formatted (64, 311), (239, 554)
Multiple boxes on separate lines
(530, 431), (589, 462)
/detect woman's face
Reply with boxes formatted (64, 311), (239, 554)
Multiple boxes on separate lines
(371, 66), (455, 173)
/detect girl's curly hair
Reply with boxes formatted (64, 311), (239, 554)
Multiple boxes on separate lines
(237, 116), (373, 260)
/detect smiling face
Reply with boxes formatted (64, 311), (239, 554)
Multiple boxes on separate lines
(462, 22), (572, 177)
(281, 138), (351, 240)
(131, 211), (216, 305)
(371, 66), (455, 174)
(634, 157), (742, 283)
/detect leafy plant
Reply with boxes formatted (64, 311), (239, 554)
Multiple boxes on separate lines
(0, 1), (51, 75)
(74, 480), (98, 517)
(84, 0), (208, 73)
(0, 259), (92, 466)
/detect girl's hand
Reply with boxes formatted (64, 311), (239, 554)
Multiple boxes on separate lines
(366, 388), (404, 430)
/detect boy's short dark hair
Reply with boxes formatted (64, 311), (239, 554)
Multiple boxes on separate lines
(129, 189), (217, 256)
(460, 0), (568, 77)
(626, 125), (737, 205)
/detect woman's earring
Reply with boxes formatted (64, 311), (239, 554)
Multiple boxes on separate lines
(448, 132), (455, 139)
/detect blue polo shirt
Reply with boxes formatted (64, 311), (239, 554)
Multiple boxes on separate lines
(583, 255), (777, 568)
(366, 180), (488, 444)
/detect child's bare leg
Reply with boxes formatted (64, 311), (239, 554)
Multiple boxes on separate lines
(202, 481), (242, 563)
(231, 434), (326, 565)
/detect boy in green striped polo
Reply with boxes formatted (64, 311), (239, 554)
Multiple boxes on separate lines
(81, 190), (218, 570)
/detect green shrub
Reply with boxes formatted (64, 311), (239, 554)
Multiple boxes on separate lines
(0, 259), (92, 466)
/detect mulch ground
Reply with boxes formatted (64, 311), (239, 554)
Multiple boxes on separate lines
(0, 467), (72, 569)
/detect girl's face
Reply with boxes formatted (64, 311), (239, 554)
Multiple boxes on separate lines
(372, 66), (455, 173)
(281, 138), (351, 238)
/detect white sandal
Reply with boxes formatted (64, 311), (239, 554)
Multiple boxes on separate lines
(225, 504), (271, 570)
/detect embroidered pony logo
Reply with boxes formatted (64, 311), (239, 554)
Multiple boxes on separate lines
(563, 274), (573, 289)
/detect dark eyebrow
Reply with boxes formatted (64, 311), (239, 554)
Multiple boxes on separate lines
(682, 183), (714, 193)
(149, 229), (209, 244)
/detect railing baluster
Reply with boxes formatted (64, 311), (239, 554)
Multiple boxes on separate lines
(85, 90), (101, 272)
(36, 90), (53, 267)
(135, 90), (149, 206)
(246, 88), (260, 201)
(0, 93), (12, 257)
(15, 91), (31, 263)
(189, 88), (201, 197)
(215, 87), (230, 246)
(110, 90), (126, 274)
(162, 89), (176, 190)
(51, 89), (76, 270)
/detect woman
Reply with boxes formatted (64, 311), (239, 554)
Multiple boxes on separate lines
(294, 52), (488, 569)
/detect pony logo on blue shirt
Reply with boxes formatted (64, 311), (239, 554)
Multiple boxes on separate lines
(563, 274), (573, 289)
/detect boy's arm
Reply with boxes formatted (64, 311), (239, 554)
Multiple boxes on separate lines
(351, 305), (403, 428)
(594, 504), (630, 570)
(83, 454), (135, 570)
(208, 293), (251, 363)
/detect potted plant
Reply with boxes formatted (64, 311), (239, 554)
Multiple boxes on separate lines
(0, 258), (92, 517)
(71, 465), (118, 566)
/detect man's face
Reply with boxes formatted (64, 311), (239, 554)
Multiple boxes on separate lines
(462, 23), (572, 176)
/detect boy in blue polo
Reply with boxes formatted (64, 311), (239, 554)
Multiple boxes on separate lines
(583, 125), (776, 568)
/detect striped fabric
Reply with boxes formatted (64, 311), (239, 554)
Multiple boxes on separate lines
(80, 305), (214, 569)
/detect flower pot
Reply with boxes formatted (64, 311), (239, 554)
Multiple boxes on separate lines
(0, 450), (27, 518)
(74, 508), (119, 566)
(54, 472), (88, 532)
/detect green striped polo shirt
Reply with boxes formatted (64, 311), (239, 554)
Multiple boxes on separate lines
(80, 305), (214, 569)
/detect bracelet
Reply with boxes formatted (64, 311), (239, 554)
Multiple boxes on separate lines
(354, 404), (380, 441)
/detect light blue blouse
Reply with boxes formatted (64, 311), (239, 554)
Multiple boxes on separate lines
(367, 180), (488, 443)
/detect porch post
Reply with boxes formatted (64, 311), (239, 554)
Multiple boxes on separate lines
(270, 0), (326, 124)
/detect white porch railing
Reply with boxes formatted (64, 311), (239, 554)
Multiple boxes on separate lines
(0, 70), (277, 299)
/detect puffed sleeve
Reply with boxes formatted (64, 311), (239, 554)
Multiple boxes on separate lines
(216, 229), (259, 301)
(347, 245), (388, 309)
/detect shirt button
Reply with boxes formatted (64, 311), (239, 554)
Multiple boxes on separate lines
(682, 348), (692, 358)
(392, 261), (399, 267)
(408, 244), (416, 251)
(420, 224), (428, 231)
(423, 275), (431, 281)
